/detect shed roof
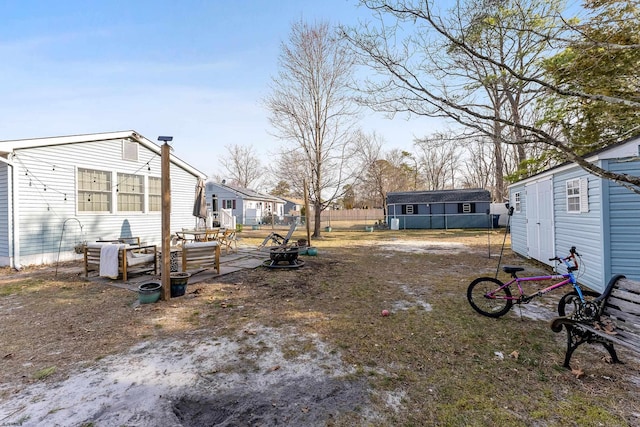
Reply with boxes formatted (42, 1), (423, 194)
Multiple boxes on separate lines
(387, 188), (491, 204)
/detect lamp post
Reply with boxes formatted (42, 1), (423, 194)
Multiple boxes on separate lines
(158, 136), (173, 300)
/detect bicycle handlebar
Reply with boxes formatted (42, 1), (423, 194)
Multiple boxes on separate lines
(548, 246), (580, 262)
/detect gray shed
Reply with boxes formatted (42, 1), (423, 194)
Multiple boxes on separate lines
(387, 188), (492, 229)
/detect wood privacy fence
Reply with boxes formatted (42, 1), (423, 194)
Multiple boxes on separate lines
(313, 208), (385, 229)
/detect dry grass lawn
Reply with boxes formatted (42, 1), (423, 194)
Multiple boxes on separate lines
(1, 228), (639, 426)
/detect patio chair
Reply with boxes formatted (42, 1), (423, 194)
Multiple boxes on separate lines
(218, 228), (239, 254)
(259, 222), (297, 250)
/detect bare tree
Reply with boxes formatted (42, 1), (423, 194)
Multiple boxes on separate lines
(342, 0), (640, 193)
(413, 133), (462, 190)
(265, 20), (363, 237)
(219, 144), (263, 189)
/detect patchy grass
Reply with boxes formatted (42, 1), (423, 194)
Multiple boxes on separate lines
(1, 229), (639, 425)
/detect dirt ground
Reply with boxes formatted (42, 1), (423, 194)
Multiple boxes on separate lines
(1, 230), (638, 426)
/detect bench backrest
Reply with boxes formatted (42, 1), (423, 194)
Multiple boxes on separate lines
(601, 276), (640, 343)
(182, 241), (219, 270)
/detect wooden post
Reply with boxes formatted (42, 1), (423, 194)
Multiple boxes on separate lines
(161, 142), (171, 300)
(303, 178), (311, 245)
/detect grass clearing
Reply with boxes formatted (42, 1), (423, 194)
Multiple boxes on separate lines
(1, 229), (639, 425)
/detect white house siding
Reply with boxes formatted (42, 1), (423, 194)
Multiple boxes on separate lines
(508, 183), (528, 257)
(551, 168), (604, 292)
(0, 162), (9, 261)
(607, 158), (640, 282)
(11, 139), (200, 266)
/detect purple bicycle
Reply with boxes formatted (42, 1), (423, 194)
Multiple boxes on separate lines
(467, 247), (599, 318)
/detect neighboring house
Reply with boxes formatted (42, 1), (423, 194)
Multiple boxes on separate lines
(387, 189), (492, 229)
(280, 197), (304, 224)
(0, 130), (206, 268)
(205, 181), (285, 225)
(508, 135), (640, 292)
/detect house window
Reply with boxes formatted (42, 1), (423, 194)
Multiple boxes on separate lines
(117, 173), (144, 212)
(514, 192), (521, 213)
(567, 178), (588, 213)
(78, 168), (112, 212)
(223, 200), (233, 209)
(149, 177), (161, 212)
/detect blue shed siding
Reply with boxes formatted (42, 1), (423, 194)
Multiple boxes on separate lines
(0, 162), (9, 259)
(509, 183), (527, 257)
(607, 159), (640, 283)
(10, 139), (199, 266)
(551, 168), (604, 291)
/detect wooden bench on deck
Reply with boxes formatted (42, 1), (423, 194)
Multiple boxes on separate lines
(84, 242), (157, 282)
(551, 275), (640, 369)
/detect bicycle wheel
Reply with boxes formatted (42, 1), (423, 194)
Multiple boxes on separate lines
(467, 277), (513, 318)
(558, 289), (600, 319)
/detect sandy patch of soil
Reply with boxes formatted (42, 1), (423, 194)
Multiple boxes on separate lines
(2, 326), (367, 426)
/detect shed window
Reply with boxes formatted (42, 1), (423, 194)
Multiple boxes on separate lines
(149, 177), (161, 212)
(567, 178), (588, 213)
(457, 203), (475, 213)
(402, 204), (418, 214)
(117, 173), (144, 212)
(77, 168), (112, 212)
(513, 192), (521, 213)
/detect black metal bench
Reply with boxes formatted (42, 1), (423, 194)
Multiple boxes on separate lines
(551, 275), (640, 369)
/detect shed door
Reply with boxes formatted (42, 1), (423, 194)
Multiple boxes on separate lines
(526, 179), (554, 265)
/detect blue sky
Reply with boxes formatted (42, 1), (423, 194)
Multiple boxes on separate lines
(1, 0), (441, 177)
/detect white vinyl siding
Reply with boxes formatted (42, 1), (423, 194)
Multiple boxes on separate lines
(6, 138), (201, 266)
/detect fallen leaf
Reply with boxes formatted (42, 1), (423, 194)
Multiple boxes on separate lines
(244, 330), (257, 335)
(269, 365), (281, 372)
(571, 367), (584, 379)
(509, 351), (519, 360)
(301, 407), (309, 413)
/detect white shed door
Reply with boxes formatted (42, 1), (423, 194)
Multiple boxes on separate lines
(526, 179), (554, 265)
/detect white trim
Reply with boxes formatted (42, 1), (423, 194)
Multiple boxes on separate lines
(0, 130), (207, 180)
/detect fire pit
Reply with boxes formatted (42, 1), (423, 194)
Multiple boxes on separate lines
(264, 246), (305, 268)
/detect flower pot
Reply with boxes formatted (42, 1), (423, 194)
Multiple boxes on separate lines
(138, 282), (161, 304)
(306, 247), (318, 256)
(170, 272), (190, 297)
(325, 226), (332, 232)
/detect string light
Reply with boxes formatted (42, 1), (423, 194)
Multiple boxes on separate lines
(14, 152), (159, 208)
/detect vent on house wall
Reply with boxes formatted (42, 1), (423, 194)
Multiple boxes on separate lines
(122, 140), (138, 161)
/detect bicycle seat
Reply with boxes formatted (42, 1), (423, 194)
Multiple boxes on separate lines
(502, 266), (525, 274)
